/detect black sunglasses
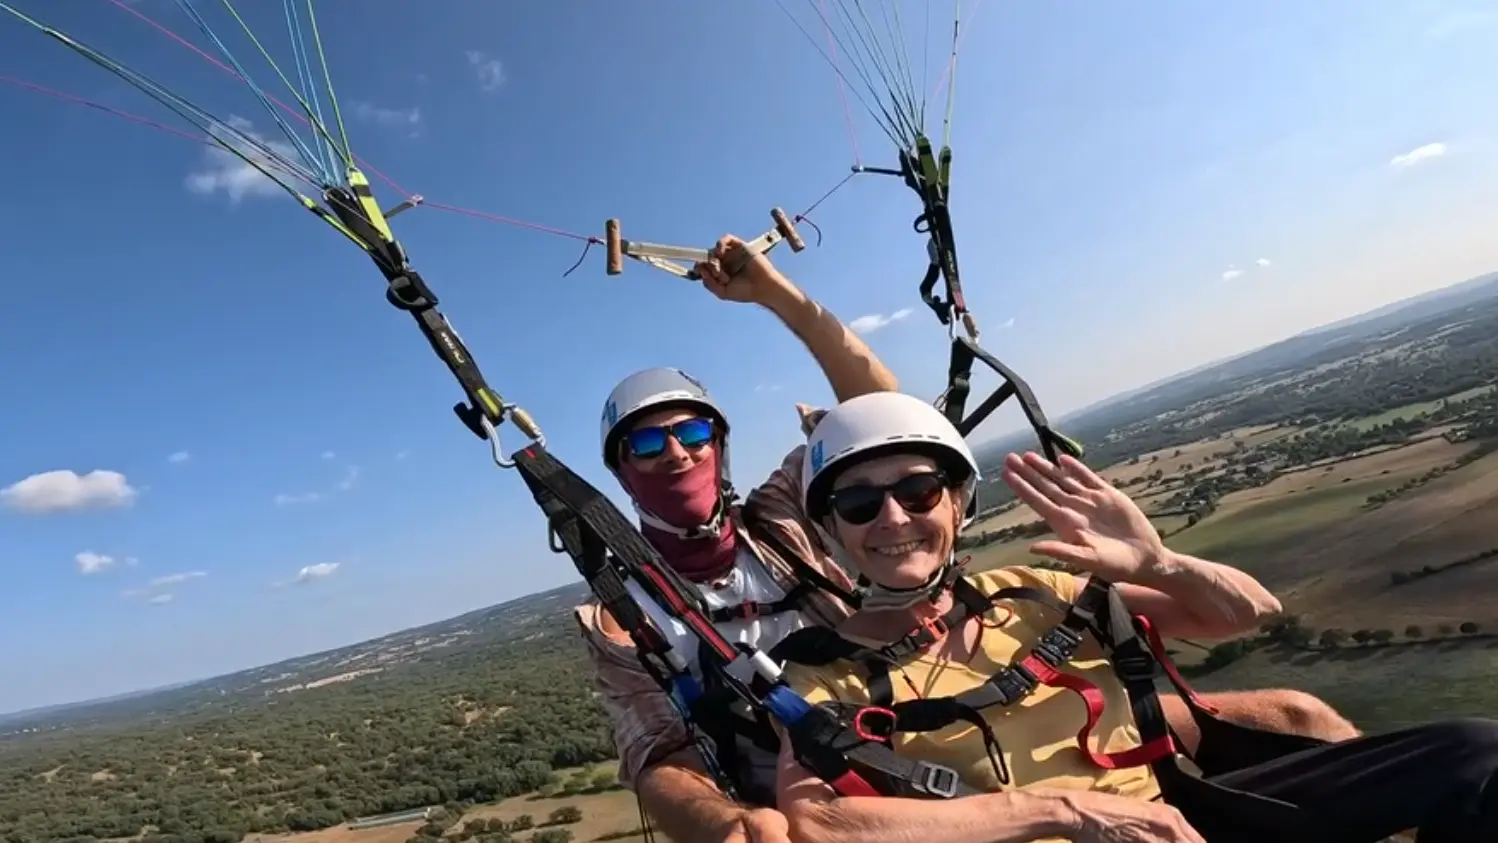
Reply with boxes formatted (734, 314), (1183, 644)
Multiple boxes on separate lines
(624, 417), (716, 460)
(827, 471), (949, 525)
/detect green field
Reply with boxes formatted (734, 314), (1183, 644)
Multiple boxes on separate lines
(1195, 639), (1498, 732)
(1341, 385), (1495, 431)
(1166, 472), (1404, 570)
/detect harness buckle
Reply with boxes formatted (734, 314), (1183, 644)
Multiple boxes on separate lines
(1033, 627), (1083, 668)
(988, 666), (1038, 706)
(911, 761), (962, 799)
(739, 601), (762, 622)
(852, 706), (897, 742)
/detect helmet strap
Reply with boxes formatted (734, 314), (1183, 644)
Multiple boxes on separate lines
(853, 553), (964, 611)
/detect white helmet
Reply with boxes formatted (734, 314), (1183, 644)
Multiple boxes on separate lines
(802, 392), (980, 608)
(601, 367), (734, 537)
(803, 391), (980, 523)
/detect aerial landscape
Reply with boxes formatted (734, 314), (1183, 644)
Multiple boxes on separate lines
(6, 2), (1498, 842)
(6, 273), (1498, 843)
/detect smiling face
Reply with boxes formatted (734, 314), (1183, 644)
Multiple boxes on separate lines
(620, 407), (717, 476)
(826, 452), (964, 590)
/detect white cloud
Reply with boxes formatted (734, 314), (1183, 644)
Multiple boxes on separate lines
(122, 571), (205, 604)
(150, 571), (207, 587)
(1389, 142), (1448, 168)
(1255, 258), (1272, 267)
(273, 491), (325, 507)
(185, 115), (300, 204)
(999, 317), (1016, 329)
(335, 465), (360, 492)
(849, 307), (914, 335)
(2, 469), (138, 514)
(465, 50), (506, 92)
(321, 451), (336, 461)
(754, 383), (784, 394)
(351, 101), (422, 136)
(75, 551), (116, 575)
(167, 450), (191, 464)
(1221, 268), (1244, 281)
(277, 561), (341, 587)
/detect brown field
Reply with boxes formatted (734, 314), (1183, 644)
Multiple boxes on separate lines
(965, 431), (1498, 632)
(1211, 436), (1473, 515)
(247, 766), (651, 843)
(1099, 423), (1295, 486)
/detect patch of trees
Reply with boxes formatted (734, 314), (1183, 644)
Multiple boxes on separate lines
(1189, 615), (1489, 676)
(419, 808), (581, 843)
(541, 764), (620, 798)
(1365, 439), (1498, 510)
(1389, 547), (1498, 587)
(956, 519), (1050, 551)
(0, 612), (614, 843)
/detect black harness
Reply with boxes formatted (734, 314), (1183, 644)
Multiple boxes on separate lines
(319, 146), (1334, 840)
(772, 576), (1187, 788)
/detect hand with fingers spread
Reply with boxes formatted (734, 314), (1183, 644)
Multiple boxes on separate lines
(694, 235), (788, 306)
(1000, 451), (1167, 582)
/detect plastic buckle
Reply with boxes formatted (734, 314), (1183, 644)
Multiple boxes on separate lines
(852, 707), (897, 742)
(919, 615), (949, 643)
(911, 761), (961, 799)
(1111, 644), (1161, 683)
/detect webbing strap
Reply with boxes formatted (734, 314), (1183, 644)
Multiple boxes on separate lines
(940, 336), (1084, 463)
(325, 185), (510, 434)
(510, 446), (934, 799)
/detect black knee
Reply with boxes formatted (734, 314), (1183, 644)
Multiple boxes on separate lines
(1413, 718), (1498, 841)
(1426, 717), (1498, 761)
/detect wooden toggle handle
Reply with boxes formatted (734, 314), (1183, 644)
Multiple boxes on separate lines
(771, 207), (806, 252)
(605, 219), (623, 275)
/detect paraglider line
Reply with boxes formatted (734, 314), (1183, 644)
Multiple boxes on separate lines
(791, 169), (859, 248)
(101, 0), (408, 195)
(929, 0), (983, 102)
(817, 0), (861, 166)
(0, 73), (598, 249)
(0, 74), (208, 146)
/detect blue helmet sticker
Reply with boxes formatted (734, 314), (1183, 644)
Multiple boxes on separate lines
(809, 440), (825, 474)
(603, 400), (619, 428)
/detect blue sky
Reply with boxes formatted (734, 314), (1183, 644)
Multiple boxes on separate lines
(5, 0), (1498, 713)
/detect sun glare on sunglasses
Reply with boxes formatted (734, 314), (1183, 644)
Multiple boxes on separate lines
(829, 472), (949, 525)
(625, 417), (716, 459)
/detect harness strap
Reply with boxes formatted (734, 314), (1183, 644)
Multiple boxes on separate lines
(705, 580), (814, 624)
(512, 445), (975, 800)
(740, 502), (863, 610)
(778, 574), (1199, 794)
(704, 507), (862, 624)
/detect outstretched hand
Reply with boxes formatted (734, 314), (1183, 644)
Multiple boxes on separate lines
(1000, 452), (1167, 582)
(695, 235), (786, 305)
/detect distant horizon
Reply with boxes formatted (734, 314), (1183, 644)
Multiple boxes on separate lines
(12, 269), (1495, 719)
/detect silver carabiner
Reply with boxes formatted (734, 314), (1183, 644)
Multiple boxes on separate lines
(478, 405), (547, 469)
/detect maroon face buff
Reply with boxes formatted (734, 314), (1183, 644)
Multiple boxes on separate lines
(619, 451), (739, 583)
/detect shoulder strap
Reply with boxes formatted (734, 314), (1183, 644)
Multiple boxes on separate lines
(740, 501), (862, 610)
